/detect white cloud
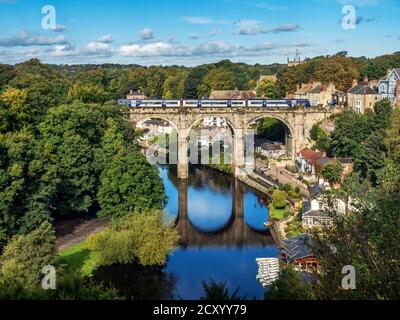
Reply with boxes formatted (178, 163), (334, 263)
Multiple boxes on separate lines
(182, 16), (230, 25)
(208, 29), (221, 36)
(140, 28), (154, 40)
(0, 30), (68, 47)
(116, 40), (306, 59)
(51, 24), (68, 32)
(84, 41), (113, 56)
(189, 33), (199, 40)
(234, 20), (300, 35)
(49, 41), (113, 58)
(244, 1), (286, 10)
(182, 16), (212, 24)
(96, 34), (113, 43)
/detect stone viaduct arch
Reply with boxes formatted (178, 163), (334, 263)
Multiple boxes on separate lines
(130, 107), (331, 179)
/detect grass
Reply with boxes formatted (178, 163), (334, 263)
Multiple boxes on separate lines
(270, 205), (291, 220)
(57, 242), (100, 276)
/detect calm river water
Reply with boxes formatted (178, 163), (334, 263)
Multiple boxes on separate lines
(94, 165), (278, 300)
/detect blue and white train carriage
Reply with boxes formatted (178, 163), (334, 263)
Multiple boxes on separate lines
(118, 99), (311, 108)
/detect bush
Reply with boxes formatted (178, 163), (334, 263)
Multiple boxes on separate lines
(0, 271), (119, 300)
(0, 221), (56, 288)
(87, 210), (179, 267)
(272, 190), (288, 209)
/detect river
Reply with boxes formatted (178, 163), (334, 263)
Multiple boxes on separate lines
(94, 165), (278, 300)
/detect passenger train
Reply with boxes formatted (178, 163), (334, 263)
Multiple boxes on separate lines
(118, 99), (311, 109)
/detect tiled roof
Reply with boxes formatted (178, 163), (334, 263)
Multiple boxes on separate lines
(281, 234), (317, 261)
(309, 183), (324, 198)
(258, 142), (283, 151)
(347, 85), (377, 95)
(308, 85), (323, 94)
(299, 148), (323, 162)
(316, 156), (332, 166)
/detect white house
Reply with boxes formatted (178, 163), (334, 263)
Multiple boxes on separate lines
(139, 119), (173, 136)
(302, 182), (347, 230)
(256, 141), (286, 159)
(377, 68), (400, 106)
(203, 117), (227, 128)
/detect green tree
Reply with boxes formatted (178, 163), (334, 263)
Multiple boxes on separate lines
(0, 221), (56, 288)
(0, 271), (119, 300)
(86, 210), (179, 267)
(272, 190), (288, 209)
(184, 66), (209, 98)
(321, 160), (344, 185)
(256, 79), (277, 98)
(96, 145), (166, 218)
(266, 267), (314, 300)
(8, 59), (68, 124)
(255, 118), (286, 142)
(0, 64), (15, 89)
(0, 130), (56, 238)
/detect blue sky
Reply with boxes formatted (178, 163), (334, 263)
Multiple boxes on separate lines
(0, 0), (399, 66)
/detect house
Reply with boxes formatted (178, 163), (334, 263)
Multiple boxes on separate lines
(347, 78), (378, 114)
(293, 83), (312, 100)
(280, 234), (319, 273)
(308, 83), (336, 107)
(302, 199), (332, 229)
(203, 117), (227, 128)
(293, 82), (336, 107)
(138, 119), (173, 136)
(255, 140), (286, 159)
(209, 88), (258, 100)
(295, 148), (323, 180)
(126, 90), (147, 100)
(303, 180), (348, 229)
(377, 68), (400, 106)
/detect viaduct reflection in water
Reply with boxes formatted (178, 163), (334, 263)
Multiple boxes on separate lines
(94, 165), (278, 300)
(161, 165), (275, 247)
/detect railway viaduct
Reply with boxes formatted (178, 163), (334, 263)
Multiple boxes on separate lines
(130, 106), (332, 179)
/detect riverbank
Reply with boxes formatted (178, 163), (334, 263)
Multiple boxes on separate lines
(55, 217), (109, 251)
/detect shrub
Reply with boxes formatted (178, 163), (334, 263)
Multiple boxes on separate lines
(0, 221), (56, 288)
(272, 190), (288, 209)
(87, 210), (179, 267)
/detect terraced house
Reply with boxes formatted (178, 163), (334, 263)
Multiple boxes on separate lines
(293, 82), (336, 107)
(347, 77), (378, 114)
(377, 68), (400, 106)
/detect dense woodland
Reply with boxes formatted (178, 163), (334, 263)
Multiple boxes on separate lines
(0, 54), (399, 299)
(1, 51), (399, 103)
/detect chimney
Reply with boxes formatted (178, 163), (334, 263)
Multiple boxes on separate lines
(364, 75), (369, 83)
(296, 84), (300, 91)
(352, 79), (358, 88)
(130, 90), (133, 94)
(387, 69), (392, 76)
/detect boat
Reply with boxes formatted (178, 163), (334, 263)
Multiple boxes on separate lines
(264, 221), (272, 228)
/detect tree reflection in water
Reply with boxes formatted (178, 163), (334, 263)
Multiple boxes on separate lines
(93, 263), (178, 300)
(93, 165), (276, 300)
